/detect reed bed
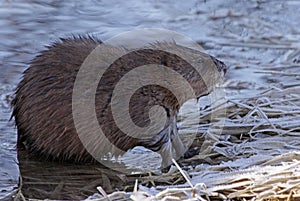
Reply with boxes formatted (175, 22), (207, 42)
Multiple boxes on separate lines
(87, 81), (300, 201)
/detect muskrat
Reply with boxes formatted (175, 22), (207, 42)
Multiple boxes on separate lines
(11, 36), (227, 169)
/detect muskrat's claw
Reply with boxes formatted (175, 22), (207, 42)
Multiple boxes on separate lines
(183, 146), (200, 159)
(161, 165), (171, 173)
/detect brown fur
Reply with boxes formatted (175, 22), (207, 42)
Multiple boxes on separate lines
(12, 36), (226, 167)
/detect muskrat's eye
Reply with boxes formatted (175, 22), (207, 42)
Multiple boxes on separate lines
(198, 58), (204, 63)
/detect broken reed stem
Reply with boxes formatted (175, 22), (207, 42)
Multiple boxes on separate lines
(171, 158), (193, 189)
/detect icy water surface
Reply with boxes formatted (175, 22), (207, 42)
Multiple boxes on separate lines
(1, 0), (300, 199)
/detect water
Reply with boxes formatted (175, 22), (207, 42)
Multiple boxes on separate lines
(1, 0), (299, 199)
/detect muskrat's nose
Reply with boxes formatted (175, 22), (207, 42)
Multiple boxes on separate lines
(210, 56), (227, 75)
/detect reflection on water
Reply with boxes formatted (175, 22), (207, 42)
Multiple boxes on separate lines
(1, 0), (300, 199)
(17, 146), (135, 200)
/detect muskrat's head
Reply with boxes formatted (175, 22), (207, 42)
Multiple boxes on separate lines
(147, 42), (227, 102)
(192, 54), (227, 99)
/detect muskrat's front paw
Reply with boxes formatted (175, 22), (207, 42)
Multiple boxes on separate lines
(183, 147), (200, 159)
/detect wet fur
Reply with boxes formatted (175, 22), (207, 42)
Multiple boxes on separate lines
(12, 36), (226, 167)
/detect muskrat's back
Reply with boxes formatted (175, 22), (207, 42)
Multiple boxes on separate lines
(12, 37), (102, 162)
(12, 36), (227, 168)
